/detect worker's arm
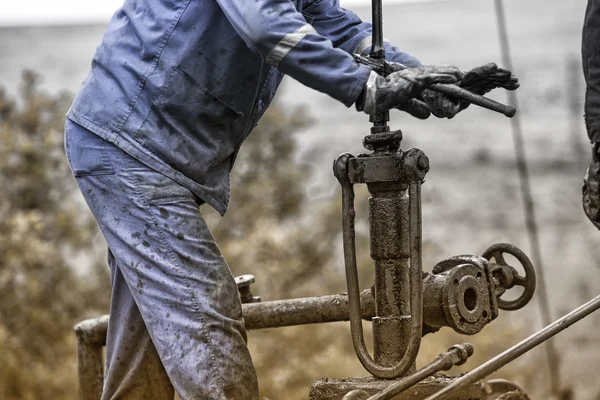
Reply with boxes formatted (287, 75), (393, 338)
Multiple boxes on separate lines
(215, 0), (370, 106)
(214, 0), (460, 110)
(582, 0), (600, 229)
(300, 0), (422, 67)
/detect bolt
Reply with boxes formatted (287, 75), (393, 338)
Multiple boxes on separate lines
(418, 154), (430, 170)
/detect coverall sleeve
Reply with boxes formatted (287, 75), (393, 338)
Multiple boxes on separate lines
(301, 0), (422, 67)
(583, 0), (600, 143)
(215, 0), (372, 107)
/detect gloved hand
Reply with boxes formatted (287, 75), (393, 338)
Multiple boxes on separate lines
(356, 66), (463, 117)
(421, 62), (519, 119)
(583, 144), (600, 230)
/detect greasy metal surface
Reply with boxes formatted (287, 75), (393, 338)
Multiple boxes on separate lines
(423, 255), (506, 336)
(365, 344), (474, 400)
(309, 376), (483, 400)
(432, 264), (494, 335)
(482, 243), (536, 311)
(424, 294), (600, 400)
(347, 149), (429, 185)
(370, 190), (410, 367)
(363, 131), (402, 152)
(242, 290), (375, 329)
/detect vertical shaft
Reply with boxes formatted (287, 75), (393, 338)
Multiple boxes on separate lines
(370, 0), (385, 59)
(369, 185), (411, 368)
(369, 0), (388, 131)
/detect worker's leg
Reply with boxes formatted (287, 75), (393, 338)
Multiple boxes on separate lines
(65, 120), (259, 399)
(102, 249), (174, 399)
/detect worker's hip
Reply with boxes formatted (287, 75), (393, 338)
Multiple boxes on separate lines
(64, 120), (258, 398)
(63, 119), (244, 321)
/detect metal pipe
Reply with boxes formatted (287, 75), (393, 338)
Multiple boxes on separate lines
(432, 83), (515, 118)
(242, 290), (375, 329)
(424, 295), (600, 400)
(369, 186), (411, 367)
(370, 0), (385, 59)
(366, 343), (474, 400)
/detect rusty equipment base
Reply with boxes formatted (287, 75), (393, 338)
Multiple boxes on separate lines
(310, 376), (482, 400)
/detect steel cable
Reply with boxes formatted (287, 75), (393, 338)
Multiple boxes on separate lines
(493, 0), (562, 396)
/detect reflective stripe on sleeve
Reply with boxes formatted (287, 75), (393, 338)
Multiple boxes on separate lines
(266, 23), (318, 66)
(353, 35), (391, 55)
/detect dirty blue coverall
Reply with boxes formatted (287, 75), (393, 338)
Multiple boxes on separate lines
(65, 0), (421, 398)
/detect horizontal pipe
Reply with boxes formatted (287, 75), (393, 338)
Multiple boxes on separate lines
(74, 291), (376, 348)
(74, 271), (493, 348)
(243, 289), (375, 330)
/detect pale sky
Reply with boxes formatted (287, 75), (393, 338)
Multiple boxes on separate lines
(0, 0), (439, 26)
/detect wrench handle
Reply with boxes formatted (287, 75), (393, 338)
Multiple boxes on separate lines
(353, 54), (517, 118)
(430, 83), (516, 118)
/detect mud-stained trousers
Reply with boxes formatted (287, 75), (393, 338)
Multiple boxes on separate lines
(64, 119), (259, 399)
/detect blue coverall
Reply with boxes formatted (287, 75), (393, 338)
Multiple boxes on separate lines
(65, 0), (421, 398)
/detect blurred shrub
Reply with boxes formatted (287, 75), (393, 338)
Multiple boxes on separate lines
(0, 71), (110, 399)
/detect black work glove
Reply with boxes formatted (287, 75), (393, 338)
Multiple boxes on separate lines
(356, 66), (463, 117)
(583, 144), (600, 230)
(421, 62), (520, 119)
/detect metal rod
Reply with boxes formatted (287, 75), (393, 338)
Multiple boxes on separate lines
(493, 0), (562, 395)
(242, 290), (375, 328)
(367, 344), (474, 400)
(370, 0), (385, 59)
(424, 295), (600, 400)
(433, 83), (515, 117)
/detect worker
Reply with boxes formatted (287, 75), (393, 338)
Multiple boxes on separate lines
(64, 0), (518, 398)
(583, 0), (600, 230)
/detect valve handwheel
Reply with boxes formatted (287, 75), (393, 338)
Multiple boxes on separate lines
(482, 243), (536, 311)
